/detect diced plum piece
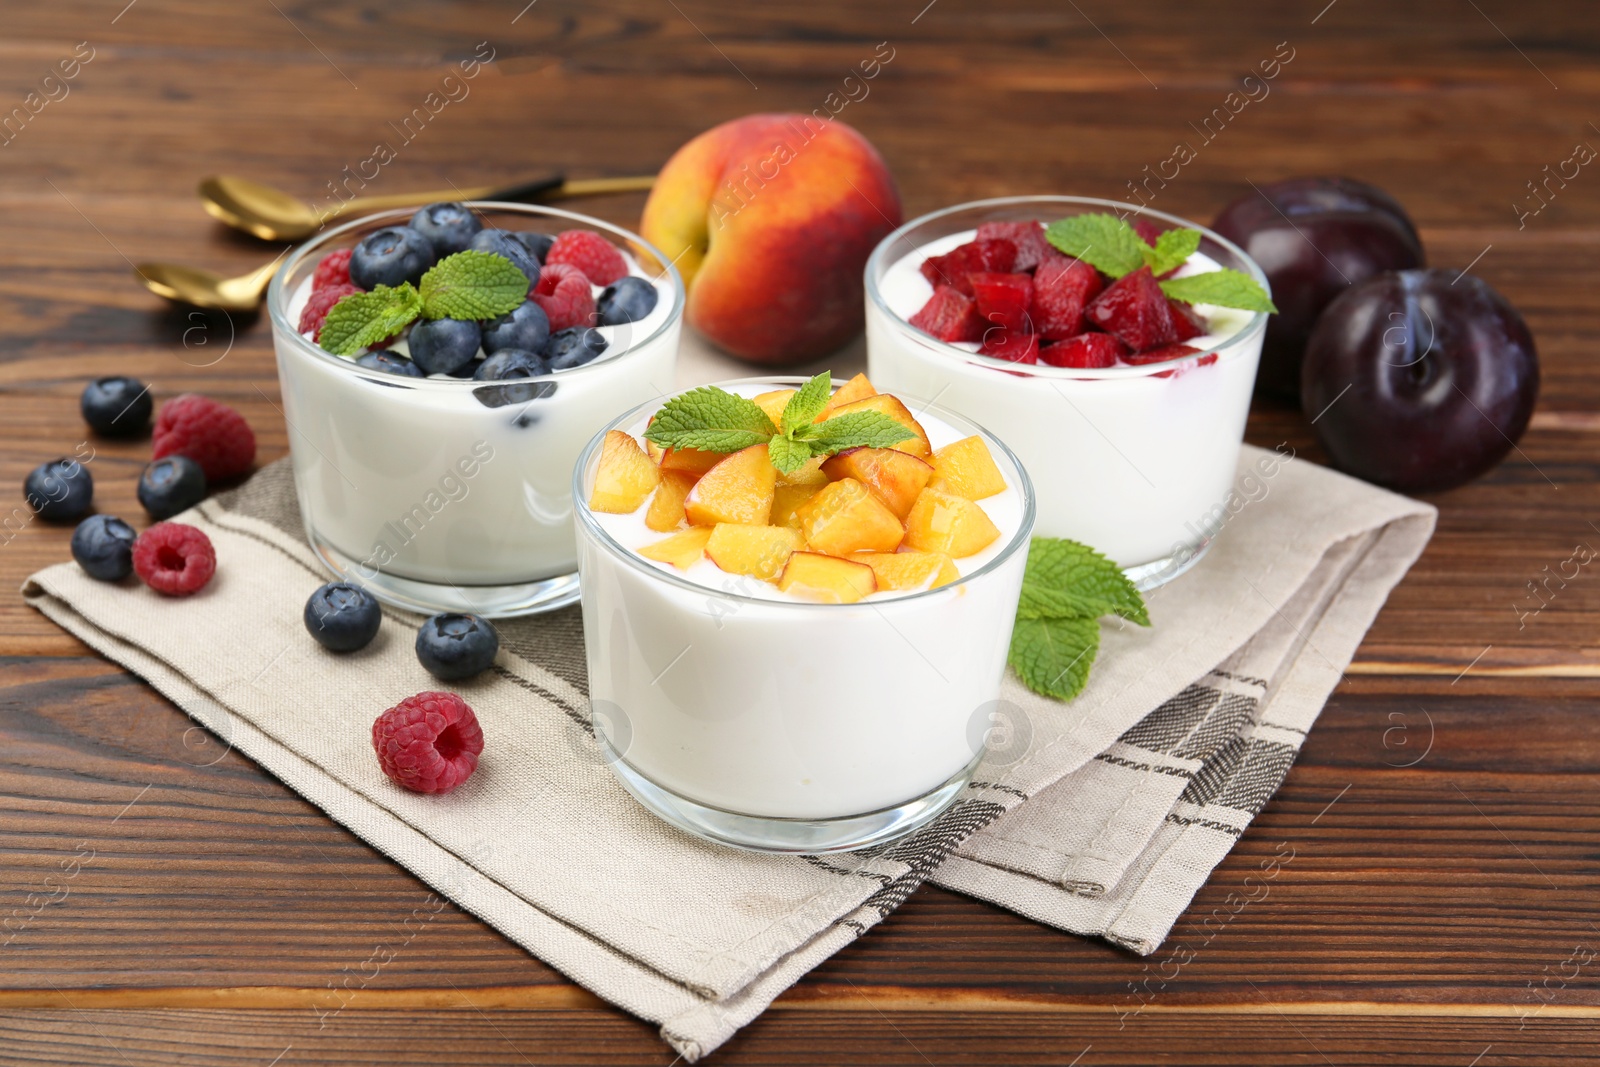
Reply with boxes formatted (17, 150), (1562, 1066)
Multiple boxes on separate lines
(979, 329), (1039, 364)
(1031, 255), (1103, 340)
(970, 271), (1034, 333)
(1085, 267), (1177, 352)
(1038, 332), (1126, 369)
(975, 221), (1051, 272)
(918, 238), (1017, 296)
(909, 285), (985, 343)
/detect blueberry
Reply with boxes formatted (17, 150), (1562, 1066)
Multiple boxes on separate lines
(415, 612), (499, 680)
(481, 300), (550, 356)
(304, 581), (382, 652)
(546, 326), (609, 370)
(70, 514), (136, 580)
(80, 376), (152, 437)
(409, 201), (482, 257)
(137, 456), (206, 520)
(409, 318), (482, 375)
(356, 350), (424, 377)
(24, 458), (93, 521)
(468, 229), (540, 288)
(512, 231), (554, 264)
(350, 226), (435, 289)
(596, 276), (658, 326)
(472, 348), (555, 409)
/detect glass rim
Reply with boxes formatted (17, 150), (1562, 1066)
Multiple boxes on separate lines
(571, 375), (1038, 610)
(864, 194), (1271, 381)
(266, 201), (686, 390)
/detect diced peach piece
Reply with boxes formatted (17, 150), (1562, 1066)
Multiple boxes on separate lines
(645, 471), (697, 532)
(752, 388), (796, 426)
(684, 444), (775, 526)
(821, 446), (934, 519)
(646, 439), (665, 464)
(929, 435), (1007, 500)
(819, 372), (876, 417)
(638, 526), (713, 569)
(589, 431), (661, 513)
(904, 487), (1001, 558)
(706, 524), (802, 581)
(777, 551), (877, 603)
(795, 477), (904, 556)
(855, 551), (961, 591)
(772, 483), (822, 529)
(820, 393), (932, 457)
(776, 455), (829, 487)
(659, 446), (723, 476)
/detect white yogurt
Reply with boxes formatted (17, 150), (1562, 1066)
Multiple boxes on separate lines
(867, 225), (1266, 580)
(272, 249), (681, 592)
(574, 380), (1034, 821)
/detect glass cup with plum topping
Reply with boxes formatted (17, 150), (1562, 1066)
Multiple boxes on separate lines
(268, 202), (684, 617)
(572, 373), (1035, 853)
(865, 196), (1273, 589)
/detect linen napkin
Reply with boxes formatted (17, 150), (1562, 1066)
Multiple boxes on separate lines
(22, 343), (1435, 1060)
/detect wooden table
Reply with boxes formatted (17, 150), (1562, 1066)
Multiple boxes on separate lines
(2, 2), (1597, 1062)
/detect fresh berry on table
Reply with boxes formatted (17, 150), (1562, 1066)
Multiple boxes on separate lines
(81, 376), (152, 438)
(131, 521), (216, 596)
(546, 229), (629, 286)
(414, 613), (500, 680)
(23, 458), (93, 521)
(597, 275), (659, 326)
(304, 581), (382, 652)
(350, 226), (436, 289)
(153, 393), (256, 482)
(410, 201), (483, 257)
(409, 317), (484, 376)
(371, 690), (484, 794)
(71, 514), (137, 581)
(138, 455), (207, 519)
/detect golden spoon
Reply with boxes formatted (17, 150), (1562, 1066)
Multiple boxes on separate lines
(133, 258), (283, 313)
(199, 173), (656, 241)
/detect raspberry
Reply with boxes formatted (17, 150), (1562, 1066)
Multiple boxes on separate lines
(919, 238), (1016, 296)
(545, 230), (628, 286)
(372, 691), (484, 794)
(132, 522), (216, 596)
(978, 329), (1039, 364)
(1085, 267), (1177, 353)
(532, 262), (596, 331)
(970, 272), (1034, 334)
(153, 394), (256, 482)
(1031, 255), (1103, 340)
(298, 282), (363, 341)
(976, 221), (1052, 272)
(908, 285), (984, 343)
(311, 249), (353, 291)
(1040, 332), (1126, 368)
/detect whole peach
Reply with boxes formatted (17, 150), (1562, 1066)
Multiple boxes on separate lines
(642, 113), (902, 365)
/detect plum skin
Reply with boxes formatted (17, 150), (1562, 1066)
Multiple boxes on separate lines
(1301, 268), (1538, 494)
(1212, 177), (1425, 400)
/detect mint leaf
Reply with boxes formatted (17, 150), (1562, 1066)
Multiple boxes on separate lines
(767, 434), (815, 474)
(780, 372), (833, 435)
(1009, 616), (1101, 702)
(319, 283), (423, 357)
(1160, 269), (1277, 313)
(420, 250), (531, 320)
(1045, 214), (1146, 278)
(1017, 537), (1149, 625)
(643, 386), (776, 453)
(1142, 228), (1200, 276)
(803, 410), (916, 454)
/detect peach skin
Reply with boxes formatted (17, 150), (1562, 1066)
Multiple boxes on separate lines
(641, 113), (902, 365)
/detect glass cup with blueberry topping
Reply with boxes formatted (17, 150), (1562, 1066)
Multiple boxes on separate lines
(268, 202), (684, 617)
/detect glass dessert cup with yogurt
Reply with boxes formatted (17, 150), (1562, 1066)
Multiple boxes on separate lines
(573, 376), (1035, 854)
(268, 203), (683, 617)
(865, 196), (1269, 590)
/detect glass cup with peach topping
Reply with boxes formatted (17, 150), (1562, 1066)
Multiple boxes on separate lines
(572, 373), (1035, 853)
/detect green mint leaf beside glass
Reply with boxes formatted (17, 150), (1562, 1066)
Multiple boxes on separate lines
(1008, 536), (1150, 702)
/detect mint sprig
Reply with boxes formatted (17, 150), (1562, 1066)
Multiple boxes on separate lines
(642, 372), (914, 474)
(1044, 212), (1276, 314)
(318, 249), (531, 357)
(1009, 537), (1149, 702)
